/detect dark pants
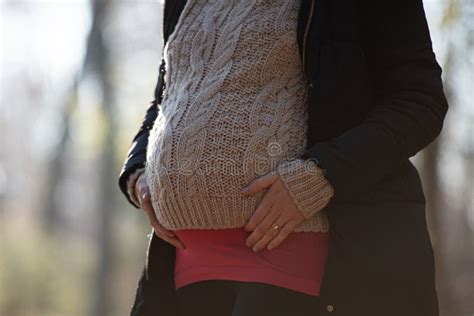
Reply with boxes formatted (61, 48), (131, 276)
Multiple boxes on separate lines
(176, 279), (321, 316)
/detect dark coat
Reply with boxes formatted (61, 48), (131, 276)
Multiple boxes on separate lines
(118, 0), (449, 315)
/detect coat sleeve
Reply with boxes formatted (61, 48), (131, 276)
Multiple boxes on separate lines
(118, 60), (166, 208)
(300, 0), (449, 201)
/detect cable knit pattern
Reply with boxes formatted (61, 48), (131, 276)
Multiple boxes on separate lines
(145, 0), (333, 232)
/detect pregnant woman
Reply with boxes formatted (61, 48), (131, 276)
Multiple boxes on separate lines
(128, 1), (333, 315)
(119, 0), (449, 315)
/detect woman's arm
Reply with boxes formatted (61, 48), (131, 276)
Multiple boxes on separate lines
(118, 60), (166, 208)
(300, 0), (449, 201)
(118, 1), (186, 208)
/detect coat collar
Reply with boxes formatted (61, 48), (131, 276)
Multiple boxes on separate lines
(160, 0), (359, 83)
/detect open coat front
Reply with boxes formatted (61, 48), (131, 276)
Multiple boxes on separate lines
(118, 0), (449, 315)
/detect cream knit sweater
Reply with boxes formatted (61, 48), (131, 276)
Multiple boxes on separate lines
(134, 0), (334, 232)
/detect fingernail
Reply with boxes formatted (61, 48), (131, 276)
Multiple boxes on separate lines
(252, 246), (258, 252)
(267, 244), (274, 250)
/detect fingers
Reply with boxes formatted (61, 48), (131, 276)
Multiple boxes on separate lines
(153, 227), (186, 250)
(246, 204), (289, 252)
(241, 171), (278, 195)
(137, 180), (185, 250)
(134, 173), (148, 203)
(244, 183), (279, 232)
(267, 219), (300, 250)
(244, 177), (308, 252)
(141, 198), (185, 250)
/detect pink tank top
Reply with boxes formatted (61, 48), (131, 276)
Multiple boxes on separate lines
(174, 227), (329, 297)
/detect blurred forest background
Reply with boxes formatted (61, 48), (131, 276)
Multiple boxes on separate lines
(0, 0), (473, 315)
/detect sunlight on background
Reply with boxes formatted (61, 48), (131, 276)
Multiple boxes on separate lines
(0, 0), (472, 315)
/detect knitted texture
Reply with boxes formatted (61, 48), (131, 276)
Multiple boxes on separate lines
(276, 159), (334, 230)
(145, 0), (333, 232)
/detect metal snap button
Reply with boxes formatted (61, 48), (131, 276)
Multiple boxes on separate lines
(326, 304), (334, 312)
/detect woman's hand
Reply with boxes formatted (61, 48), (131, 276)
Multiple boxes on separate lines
(134, 173), (185, 250)
(241, 171), (305, 253)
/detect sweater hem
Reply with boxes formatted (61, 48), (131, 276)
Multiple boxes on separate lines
(152, 194), (329, 232)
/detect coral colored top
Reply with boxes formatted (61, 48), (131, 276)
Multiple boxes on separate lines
(174, 227), (329, 297)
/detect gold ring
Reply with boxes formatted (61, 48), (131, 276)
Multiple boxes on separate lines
(272, 223), (280, 230)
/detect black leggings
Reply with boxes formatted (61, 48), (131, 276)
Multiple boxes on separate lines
(176, 279), (321, 316)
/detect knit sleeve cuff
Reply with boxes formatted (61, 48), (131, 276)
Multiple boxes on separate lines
(276, 158), (334, 220)
(126, 167), (145, 208)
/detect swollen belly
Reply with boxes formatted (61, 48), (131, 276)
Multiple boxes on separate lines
(144, 119), (275, 231)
